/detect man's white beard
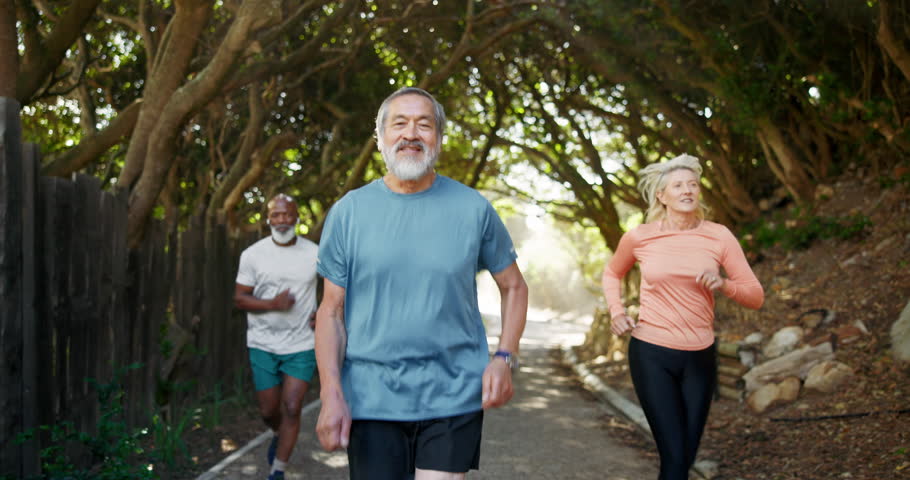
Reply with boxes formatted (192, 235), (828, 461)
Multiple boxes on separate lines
(270, 225), (296, 244)
(381, 139), (439, 181)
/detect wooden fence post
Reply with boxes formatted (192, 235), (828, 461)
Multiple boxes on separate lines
(20, 144), (39, 476)
(0, 97), (25, 477)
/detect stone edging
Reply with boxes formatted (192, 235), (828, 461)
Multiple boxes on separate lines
(195, 399), (322, 480)
(560, 345), (650, 433)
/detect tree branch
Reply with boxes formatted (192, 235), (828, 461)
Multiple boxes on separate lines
(877, 0), (910, 84)
(16, 0), (103, 104)
(42, 99), (143, 176)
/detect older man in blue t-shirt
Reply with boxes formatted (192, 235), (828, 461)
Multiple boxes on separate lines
(314, 87), (528, 480)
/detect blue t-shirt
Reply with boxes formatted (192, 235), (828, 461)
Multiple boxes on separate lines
(317, 174), (517, 421)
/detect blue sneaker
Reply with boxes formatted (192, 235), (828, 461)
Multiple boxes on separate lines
(266, 435), (279, 466)
(267, 471), (284, 480)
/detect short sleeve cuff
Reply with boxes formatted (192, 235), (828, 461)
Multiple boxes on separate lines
(317, 265), (347, 289)
(486, 252), (518, 275)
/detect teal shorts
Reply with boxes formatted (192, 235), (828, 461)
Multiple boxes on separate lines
(249, 348), (317, 391)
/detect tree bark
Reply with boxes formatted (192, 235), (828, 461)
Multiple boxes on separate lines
(877, 0), (910, 84)
(0, 0), (17, 98)
(755, 117), (815, 202)
(117, 0), (212, 190)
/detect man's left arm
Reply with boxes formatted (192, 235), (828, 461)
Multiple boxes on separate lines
(482, 261), (528, 409)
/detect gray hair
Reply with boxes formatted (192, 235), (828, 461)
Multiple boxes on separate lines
(375, 87), (446, 150)
(637, 154), (708, 223)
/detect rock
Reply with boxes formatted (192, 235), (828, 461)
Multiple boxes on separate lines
(796, 308), (831, 329)
(777, 376), (801, 402)
(762, 326), (805, 358)
(815, 183), (834, 200)
(891, 300), (910, 363)
(747, 383), (781, 413)
(693, 459), (720, 479)
(746, 377), (800, 413)
(841, 252), (867, 267)
(738, 349), (757, 368)
(743, 332), (764, 346)
(833, 324), (864, 346)
(808, 332), (836, 347)
(873, 235), (898, 254)
(742, 342), (835, 392)
(773, 277), (792, 290)
(804, 361), (854, 393)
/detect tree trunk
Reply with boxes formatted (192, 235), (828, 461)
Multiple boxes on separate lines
(0, 0), (17, 98)
(127, 0), (282, 247)
(877, 0), (910, 84)
(117, 0), (212, 190)
(755, 118), (815, 202)
(703, 151), (760, 223)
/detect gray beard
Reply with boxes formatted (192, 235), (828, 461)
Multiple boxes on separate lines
(270, 226), (296, 244)
(381, 140), (438, 181)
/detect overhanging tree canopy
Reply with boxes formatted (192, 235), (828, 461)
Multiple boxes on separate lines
(5, 0), (908, 249)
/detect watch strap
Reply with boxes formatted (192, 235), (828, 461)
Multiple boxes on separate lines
(493, 350), (515, 368)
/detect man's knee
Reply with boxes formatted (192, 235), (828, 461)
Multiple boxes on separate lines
(259, 400), (279, 417)
(281, 397), (303, 418)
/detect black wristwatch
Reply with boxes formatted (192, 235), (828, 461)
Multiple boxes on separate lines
(492, 350), (519, 370)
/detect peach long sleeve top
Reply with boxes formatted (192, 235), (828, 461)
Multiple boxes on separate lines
(602, 220), (764, 351)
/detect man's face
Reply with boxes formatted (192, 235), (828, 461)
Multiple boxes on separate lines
(380, 94), (439, 181)
(267, 199), (298, 232)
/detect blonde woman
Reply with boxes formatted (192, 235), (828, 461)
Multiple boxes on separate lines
(602, 154), (764, 480)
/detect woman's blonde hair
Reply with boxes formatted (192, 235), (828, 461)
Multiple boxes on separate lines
(637, 154), (708, 223)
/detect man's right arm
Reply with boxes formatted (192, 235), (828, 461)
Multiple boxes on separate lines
(234, 283), (295, 312)
(314, 278), (351, 451)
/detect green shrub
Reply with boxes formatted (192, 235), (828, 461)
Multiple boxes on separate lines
(742, 207), (871, 252)
(17, 363), (156, 480)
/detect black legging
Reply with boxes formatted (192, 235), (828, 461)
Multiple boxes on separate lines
(628, 336), (717, 480)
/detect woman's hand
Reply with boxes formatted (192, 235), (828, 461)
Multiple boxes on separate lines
(696, 270), (725, 292)
(610, 313), (637, 336)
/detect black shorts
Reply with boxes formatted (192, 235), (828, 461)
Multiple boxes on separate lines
(347, 410), (483, 480)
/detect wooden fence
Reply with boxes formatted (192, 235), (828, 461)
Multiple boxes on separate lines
(0, 98), (259, 477)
